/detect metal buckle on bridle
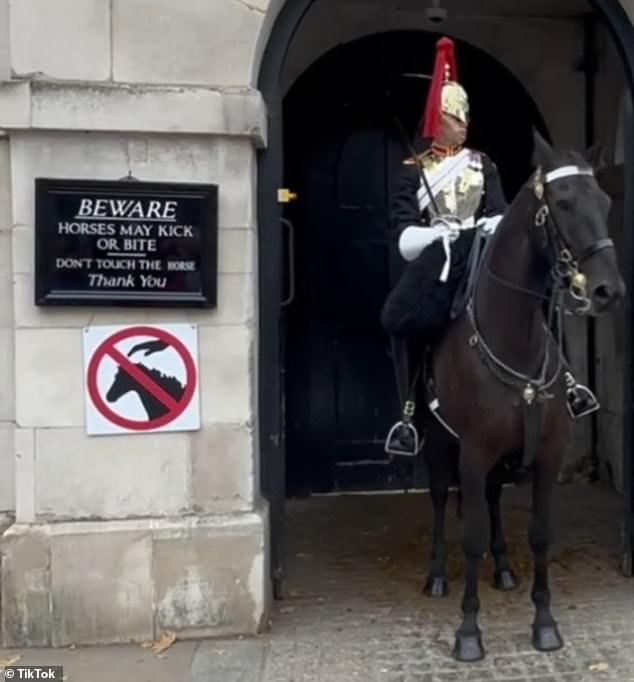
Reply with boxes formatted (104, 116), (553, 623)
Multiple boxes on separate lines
(534, 204), (549, 227)
(553, 249), (592, 314)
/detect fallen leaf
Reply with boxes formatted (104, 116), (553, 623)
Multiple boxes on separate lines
(151, 631), (176, 654)
(589, 662), (610, 673)
(140, 641), (154, 649)
(0, 655), (21, 667)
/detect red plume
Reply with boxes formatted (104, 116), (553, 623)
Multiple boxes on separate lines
(421, 37), (458, 139)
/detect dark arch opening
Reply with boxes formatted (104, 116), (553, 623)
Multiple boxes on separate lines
(283, 30), (549, 202)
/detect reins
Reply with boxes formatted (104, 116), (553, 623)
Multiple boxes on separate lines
(466, 163), (614, 404)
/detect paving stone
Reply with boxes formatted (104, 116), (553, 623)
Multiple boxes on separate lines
(259, 482), (634, 682)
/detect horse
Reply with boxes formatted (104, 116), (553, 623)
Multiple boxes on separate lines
(415, 130), (626, 662)
(106, 363), (184, 420)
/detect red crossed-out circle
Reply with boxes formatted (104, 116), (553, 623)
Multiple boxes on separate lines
(87, 326), (197, 431)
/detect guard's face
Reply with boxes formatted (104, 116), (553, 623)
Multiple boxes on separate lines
(438, 112), (467, 147)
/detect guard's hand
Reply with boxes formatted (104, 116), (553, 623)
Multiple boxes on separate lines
(448, 227), (461, 242)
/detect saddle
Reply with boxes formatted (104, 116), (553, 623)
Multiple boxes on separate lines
(384, 227), (488, 456)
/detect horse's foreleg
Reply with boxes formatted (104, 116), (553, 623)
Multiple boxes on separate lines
(423, 426), (453, 597)
(487, 464), (518, 590)
(453, 446), (489, 663)
(529, 457), (564, 652)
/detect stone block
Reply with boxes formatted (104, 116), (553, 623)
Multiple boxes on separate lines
(191, 424), (255, 513)
(11, 133), (254, 229)
(187, 274), (254, 327)
(0, 82), (30, 129)
(152, 514), (267, 637)
(0, 229), (13, 281)
(191, 640), (267, 682)
(0, 0), (9, 81)
(219, 229), (254, 274)
(10, 133), (129, 228)
(0, 422), (14, 512)
(0, 327), (13, 421)
(11, 225), (32, 276)
(35, 428), (190, 519)
(113, 0), (263, 86)
(15, 329), (84, 428)
(23, 274), (253, 329)
(25, 82), (266, 143)
(2, 512), (268, 646)
(14, 428), (34, 523)
(1, 526), (51, 647)
(50, 527), (153, 646)
(128, 136), (255, 229)
(13, 274), (93, 329)
(0, 274), (13, 325)
(0, 138), (11, 231)
(198, 326), (253, 424)
(10, 0), (111, 81)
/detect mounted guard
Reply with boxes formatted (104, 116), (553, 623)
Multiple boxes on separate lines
(382, 36), (599, 457)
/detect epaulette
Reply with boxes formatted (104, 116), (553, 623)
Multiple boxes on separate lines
(402, 150), (430, 166)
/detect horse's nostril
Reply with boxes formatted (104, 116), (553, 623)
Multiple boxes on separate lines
(594, 285), (612, 303)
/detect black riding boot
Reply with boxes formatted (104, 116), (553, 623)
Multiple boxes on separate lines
(385, 337), (421, 457)
(564, 371), (600, 420)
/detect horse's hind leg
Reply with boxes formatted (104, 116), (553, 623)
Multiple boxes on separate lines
(487, 463), (518, 590)
(529, 455), (564, 652)
(453, 445), (489, 662)
(422, 422), (455, 598)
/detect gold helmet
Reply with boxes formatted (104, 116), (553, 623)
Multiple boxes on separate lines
(422, 37), (469, 137)
(441, 79), (469, 126)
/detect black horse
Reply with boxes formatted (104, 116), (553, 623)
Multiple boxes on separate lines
(417, 131), (625, 662)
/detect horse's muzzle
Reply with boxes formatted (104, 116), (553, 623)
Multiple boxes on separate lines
(589, 275), (626, 314)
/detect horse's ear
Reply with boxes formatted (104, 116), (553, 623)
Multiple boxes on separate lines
(532, 128), (554, 167)
(585, 142), (606, 172)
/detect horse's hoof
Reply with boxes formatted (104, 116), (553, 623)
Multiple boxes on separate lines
(423, 576), (448, 598)
(532, 624), (564, 652)
(494, 569), (519, 591)
(452, 633), (485, 662)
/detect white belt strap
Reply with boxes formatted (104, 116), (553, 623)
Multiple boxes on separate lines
(416, 149), (472, 213)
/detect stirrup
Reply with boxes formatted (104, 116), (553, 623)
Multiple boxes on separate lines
(385, 399), (420, 456)
(385, 420), (420, 456)
(565, 372), (600, 420)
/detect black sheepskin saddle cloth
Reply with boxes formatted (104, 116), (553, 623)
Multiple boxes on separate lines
(381, 229), (479, 343)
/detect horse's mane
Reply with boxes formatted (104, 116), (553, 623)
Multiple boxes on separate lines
(136, 364), (184, 397)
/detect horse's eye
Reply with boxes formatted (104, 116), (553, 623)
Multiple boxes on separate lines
(556, 199), (573, 212)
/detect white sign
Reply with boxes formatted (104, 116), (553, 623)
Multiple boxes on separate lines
(83, 324), (200, 436)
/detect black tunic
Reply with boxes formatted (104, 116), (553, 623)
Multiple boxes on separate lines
(389, 150), (507, 238)
(382, 148), (508, 342)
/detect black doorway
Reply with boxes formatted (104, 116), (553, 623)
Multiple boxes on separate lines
(282, 32), (547, 497)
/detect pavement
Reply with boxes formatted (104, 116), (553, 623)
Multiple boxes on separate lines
(0, 481), (632, 682)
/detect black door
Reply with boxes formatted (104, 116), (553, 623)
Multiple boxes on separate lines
(282, 31), (545, 497)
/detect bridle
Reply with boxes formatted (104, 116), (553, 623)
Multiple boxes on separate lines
(534, 164), (614, 312)
(466, 163), (615, 403)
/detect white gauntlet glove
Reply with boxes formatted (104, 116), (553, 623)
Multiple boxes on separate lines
(477, 214), (503, 235)
(398, 225), (448, 262)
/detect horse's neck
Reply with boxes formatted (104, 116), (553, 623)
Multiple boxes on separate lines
(136, 387), (167, 419)
(474, 189), (550, 373)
